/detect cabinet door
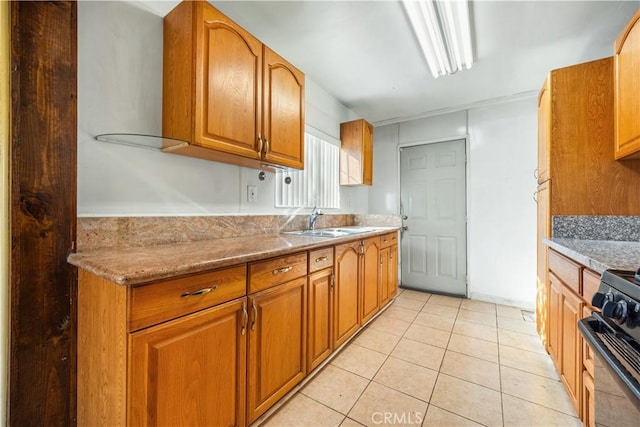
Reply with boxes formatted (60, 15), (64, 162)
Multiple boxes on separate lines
(307, 268), (333, 372)
(548, 273), (562, 372)
(262, 46), (305, 169)
(248, 278), (306, 423)
(195, 3), (263, 159)
(583, 370), (595, 427)
(334, 241), (361, 347)
(379, 248), (390, 307)
(361, 237), (380, 324)
(362, 121), (373, 185)
(387, 244), (398, 300)
(129, 297), (247, 427)
(536, 181), (550, 346)
(561, 285), (583, 415)
(340, 119), (373, 186)
(537, 79), (551, 183)
(614, 9), (640, 159)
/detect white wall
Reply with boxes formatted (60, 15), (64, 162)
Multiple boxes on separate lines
(78, 1), (366, 217)
(370, 99), (537, 308)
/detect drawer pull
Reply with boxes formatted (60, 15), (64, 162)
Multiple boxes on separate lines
(251, 301), (257, 331)
(180, 285), (218, 298)
(272, 266), (292, 275)
(315, 256), (328, 263)
(241, 302), (248, 336)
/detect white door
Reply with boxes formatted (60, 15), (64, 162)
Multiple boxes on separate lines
(400, 140), (467, 296)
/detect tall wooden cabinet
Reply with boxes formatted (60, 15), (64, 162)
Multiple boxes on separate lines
(163, 0), (304, 170)
(536, 57), (640, 350)
(614, 8), (640, 159)
(340, 119), (373, 186)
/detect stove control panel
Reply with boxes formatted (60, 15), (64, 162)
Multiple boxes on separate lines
(592, 289), (640, 328)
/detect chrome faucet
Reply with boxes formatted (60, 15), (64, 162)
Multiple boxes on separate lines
(309, 206), (324, 230)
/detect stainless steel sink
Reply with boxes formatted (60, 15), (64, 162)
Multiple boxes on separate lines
(282, 226), (380, 238)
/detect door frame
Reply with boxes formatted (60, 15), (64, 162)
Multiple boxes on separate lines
(396, 135), (470, 297)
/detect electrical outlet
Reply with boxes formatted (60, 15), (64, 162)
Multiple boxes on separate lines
(247, 185), (258, 203)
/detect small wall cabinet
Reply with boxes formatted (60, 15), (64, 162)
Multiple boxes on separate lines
(614, 8), (640, 159)
(340, 119), (373, 186)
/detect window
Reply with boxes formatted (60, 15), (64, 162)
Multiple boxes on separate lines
(275, 133), (340, 208)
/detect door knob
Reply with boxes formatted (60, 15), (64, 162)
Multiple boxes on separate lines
(402, 215), (408, 220)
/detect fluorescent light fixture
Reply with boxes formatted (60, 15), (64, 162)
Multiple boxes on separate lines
(402, 0), (473, 78)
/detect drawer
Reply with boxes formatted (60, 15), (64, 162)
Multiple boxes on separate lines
(548, 250), (580, 295)
(582, 268), (601, 307)
(309, 247), (334, 273)
(129, 265), (247, 331)
(380, 231), (398, 249)
(249, 251), (308, 293)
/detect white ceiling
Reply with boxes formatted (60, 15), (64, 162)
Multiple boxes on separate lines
(132, 0), (639, 125)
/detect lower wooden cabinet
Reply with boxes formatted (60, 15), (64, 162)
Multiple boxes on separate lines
(380, 244), (398, 307)
(307, 267), (334, 372)
(129, 298), (247, 427)
(560, 285), (583, 413)
(78, 232), (400, 426)
(548, 273), (562, 371)
(582, 369), (595, 427)
(582, 305), (595, 427)
(361, 237), (380, 324)
(334, 241), (362, 347)
(547, 250), (586, 418)
(77, 268), (249, 427)
(247, 277), (307, 423)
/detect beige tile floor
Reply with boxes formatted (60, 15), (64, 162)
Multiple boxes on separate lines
(260, 289), (581, 427)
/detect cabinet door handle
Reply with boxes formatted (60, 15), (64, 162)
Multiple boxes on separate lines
(264, 138), (269, 156)
(251, 301), (257, 331)
(241, 302), (248, 336)
(533, 168), (538, 180)
(180, 284), (217, 298)
(272, 266), (292, 275)
(533, 191), (538, 203)
(315, 256), (328, 263)
(257, 133), (263, 155)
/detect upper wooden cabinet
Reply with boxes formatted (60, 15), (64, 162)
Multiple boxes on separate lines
(262, 47), (305, 169)
(163, 1), (304, 170)
(539, 58), (640, 215)
(340, 119), (373, 186)
(614, 8), (640, 160)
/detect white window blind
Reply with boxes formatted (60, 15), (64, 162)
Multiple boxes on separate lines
(275, 133), (340, 208)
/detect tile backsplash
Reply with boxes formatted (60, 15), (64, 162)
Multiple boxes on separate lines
(552, 216), (640, 241)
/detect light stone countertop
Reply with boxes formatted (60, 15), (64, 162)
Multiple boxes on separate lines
(68, 227), (399, 286)
(545, 238), (640, 274)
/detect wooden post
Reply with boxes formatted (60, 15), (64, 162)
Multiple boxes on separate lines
(10, 2), (77, 425)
